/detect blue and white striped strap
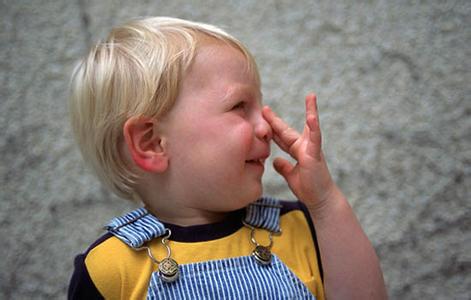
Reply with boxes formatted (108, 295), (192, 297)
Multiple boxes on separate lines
(244, 197), (282, 233)
(105, 207), (167, 248)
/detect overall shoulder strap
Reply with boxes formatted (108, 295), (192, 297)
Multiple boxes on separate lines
(244, 197), (282, 233)
(105, 207), (167, 248)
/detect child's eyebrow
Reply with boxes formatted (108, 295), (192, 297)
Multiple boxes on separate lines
(222, 85), (262, 103)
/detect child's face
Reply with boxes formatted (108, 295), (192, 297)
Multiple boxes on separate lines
(160, 42), (272, 218)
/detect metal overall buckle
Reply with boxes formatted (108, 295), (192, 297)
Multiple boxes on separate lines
(136, 229), (179, 283)
(243, 221), (282, 265)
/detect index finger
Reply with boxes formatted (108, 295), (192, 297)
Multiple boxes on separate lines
(262, 105), (300, 149)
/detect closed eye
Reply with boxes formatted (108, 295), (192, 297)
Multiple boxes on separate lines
(231, 101), (245, 111)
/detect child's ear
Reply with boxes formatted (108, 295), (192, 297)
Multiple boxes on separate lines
(123, 117), (169, 173)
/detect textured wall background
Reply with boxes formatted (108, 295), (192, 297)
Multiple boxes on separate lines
(1, 0), (469, 298)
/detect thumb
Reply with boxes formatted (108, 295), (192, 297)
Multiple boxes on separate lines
(273, 157), (294, 181)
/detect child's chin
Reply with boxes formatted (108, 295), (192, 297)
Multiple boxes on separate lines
(247, 187), (264, 203)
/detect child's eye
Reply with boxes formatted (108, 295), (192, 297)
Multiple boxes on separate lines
(231, 101), (245, 111)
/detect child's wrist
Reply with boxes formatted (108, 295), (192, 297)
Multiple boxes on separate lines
(304, 184), (347, 221)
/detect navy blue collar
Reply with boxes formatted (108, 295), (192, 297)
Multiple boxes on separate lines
(163, 208), (245, 242)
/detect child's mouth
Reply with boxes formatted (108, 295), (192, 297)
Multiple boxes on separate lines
(246, 159), (265, 166)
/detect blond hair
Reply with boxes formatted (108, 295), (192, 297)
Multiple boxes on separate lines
(69, 17), (260, 200)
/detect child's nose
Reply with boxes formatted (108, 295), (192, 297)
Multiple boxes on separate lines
(254, 114), (272, 143)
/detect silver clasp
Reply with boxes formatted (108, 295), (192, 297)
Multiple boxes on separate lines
(136, 229), (180, 283)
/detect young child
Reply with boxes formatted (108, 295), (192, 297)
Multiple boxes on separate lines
(68, 17), (387, 299)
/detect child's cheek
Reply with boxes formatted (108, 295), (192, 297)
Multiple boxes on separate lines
(233, 121), (255, 153)
(206, 118), (253, 158)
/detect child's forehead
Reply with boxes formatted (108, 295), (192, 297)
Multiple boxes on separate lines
(193, 50), (259, 91)
(190, 39), (260, 84)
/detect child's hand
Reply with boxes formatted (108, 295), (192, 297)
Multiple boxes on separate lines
(265, 94), (388, 299)
(263, 93), (338, 213)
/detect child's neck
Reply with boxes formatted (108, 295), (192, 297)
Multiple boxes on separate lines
(144, 204), (230, 227)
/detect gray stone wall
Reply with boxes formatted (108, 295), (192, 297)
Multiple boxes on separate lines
(1, 0), (469, 298)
